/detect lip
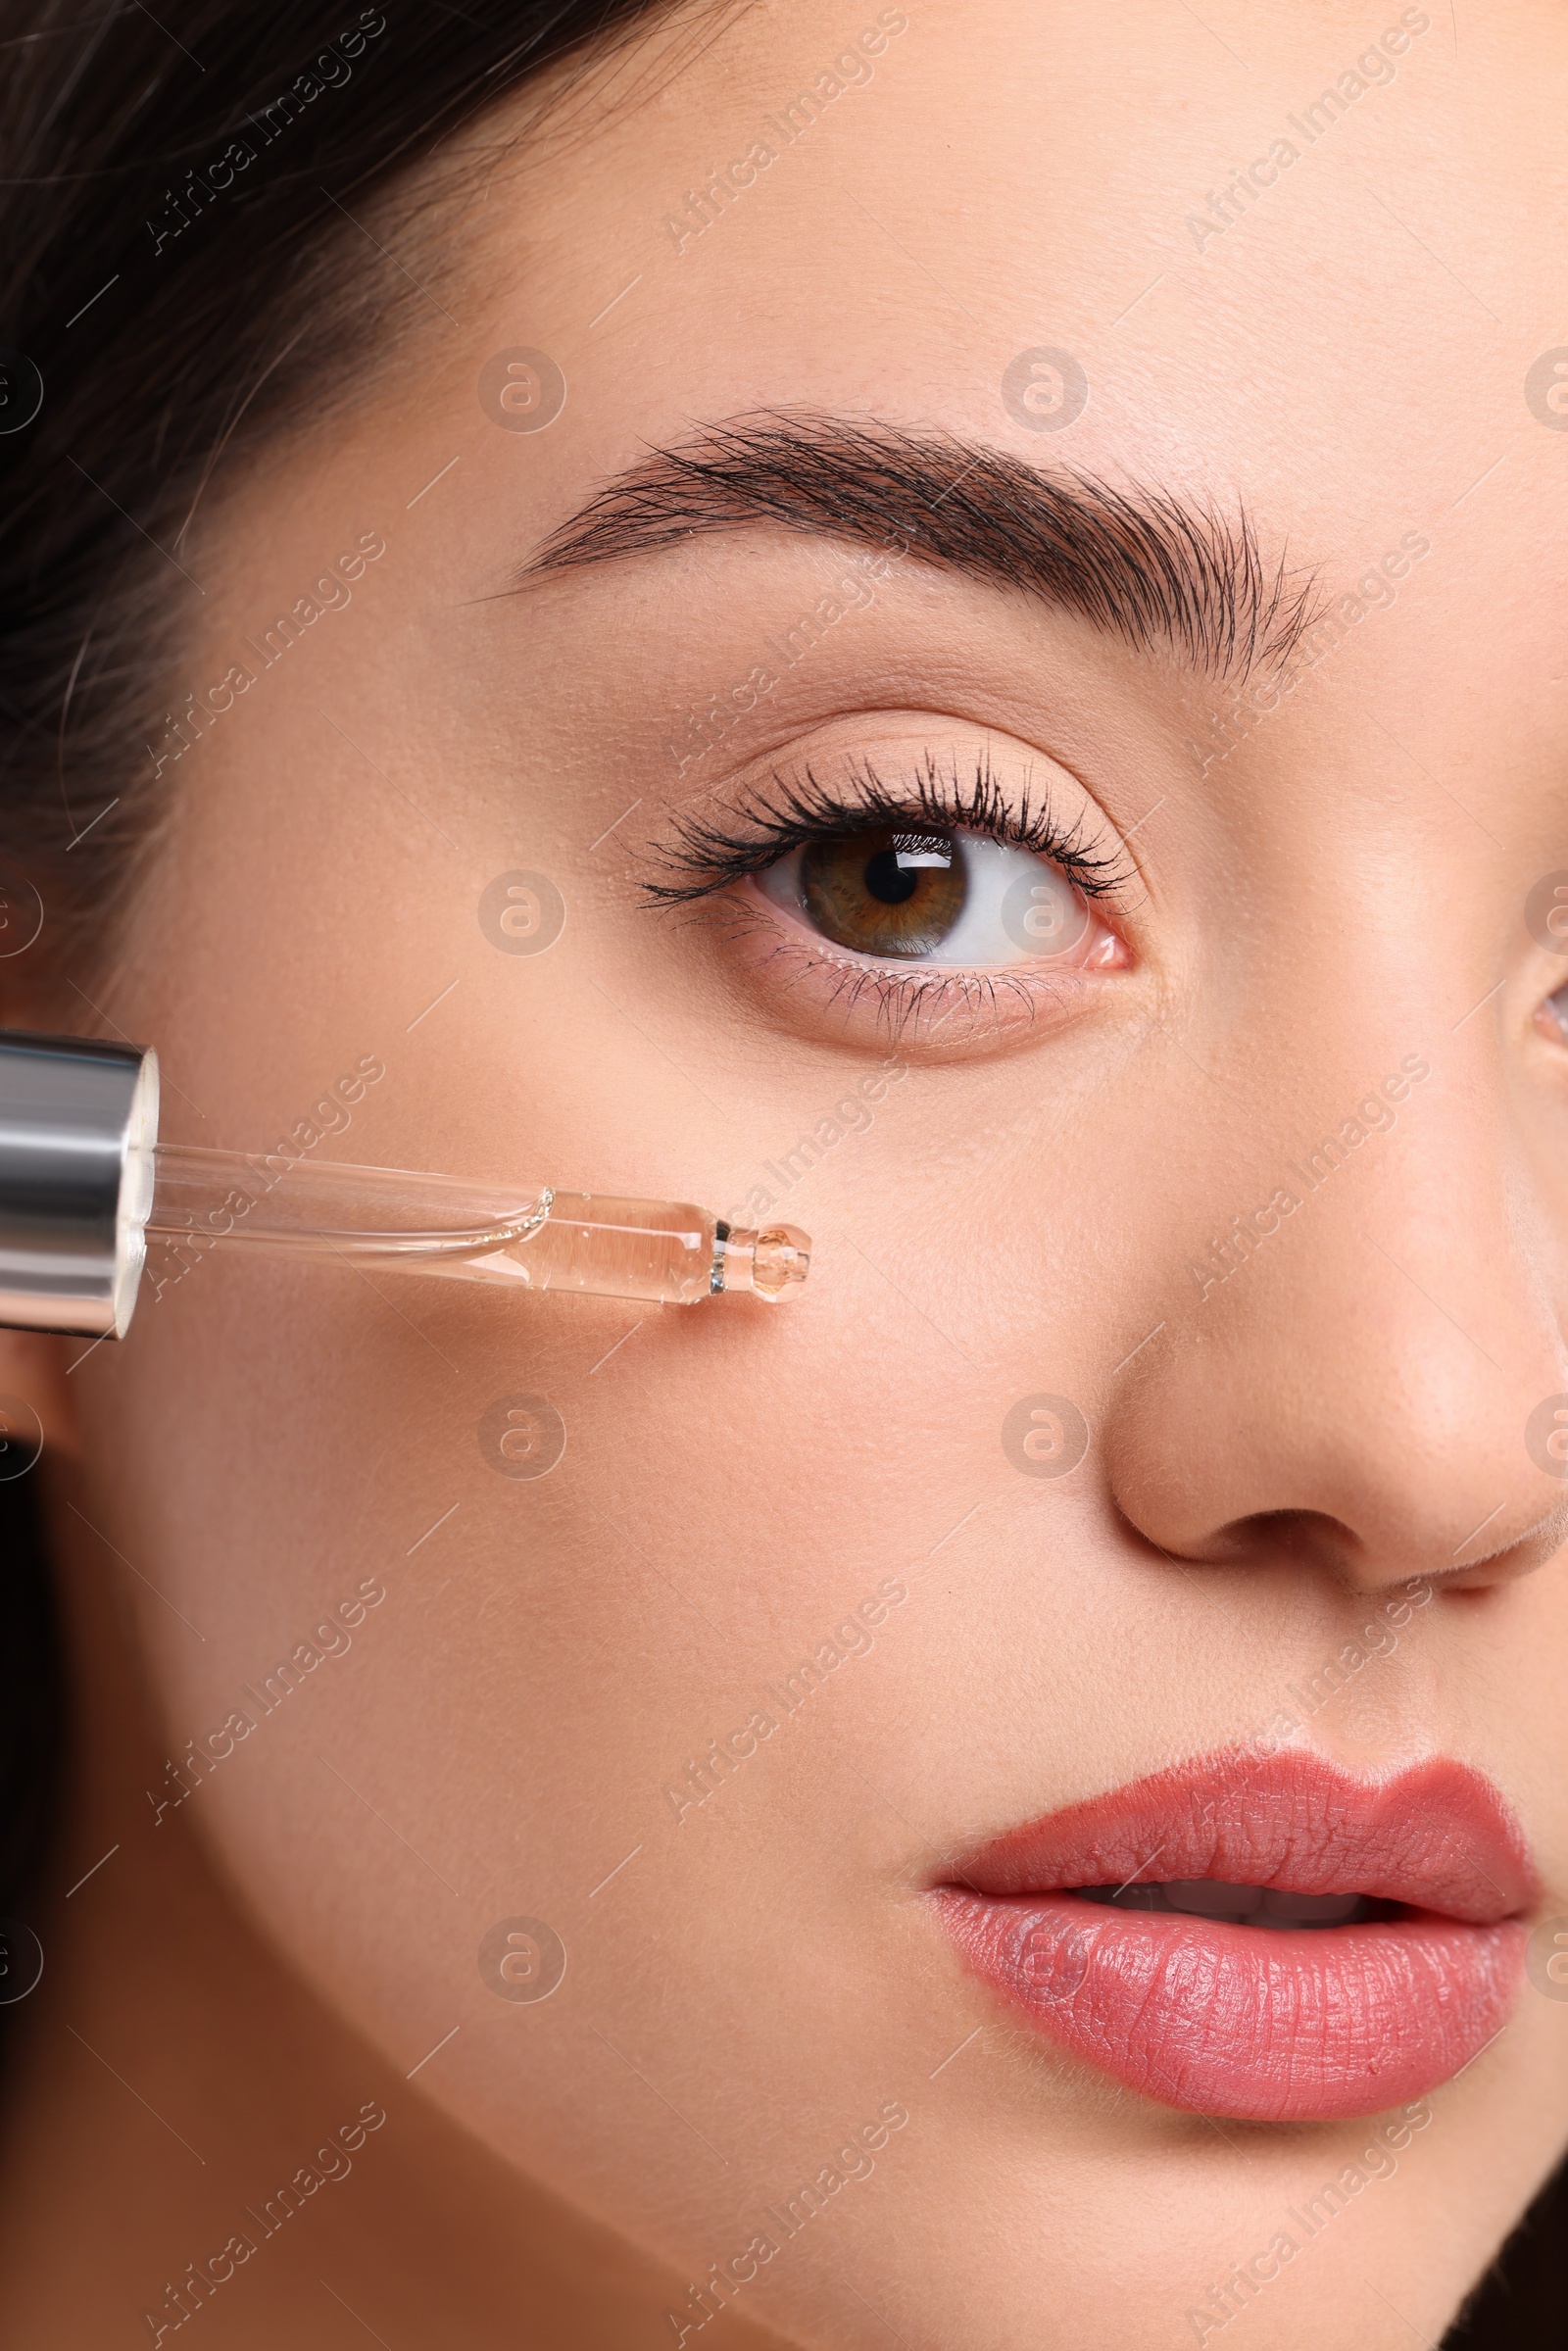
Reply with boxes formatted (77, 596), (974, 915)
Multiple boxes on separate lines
(934, 1747), (1538, 2123)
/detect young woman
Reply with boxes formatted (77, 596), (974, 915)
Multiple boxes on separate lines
(1, 2), (1564, 2342)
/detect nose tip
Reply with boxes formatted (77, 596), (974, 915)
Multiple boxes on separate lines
(1103, 1150), (1568, 1595)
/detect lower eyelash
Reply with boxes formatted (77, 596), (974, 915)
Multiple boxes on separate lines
(681, 890), (1086, 1046)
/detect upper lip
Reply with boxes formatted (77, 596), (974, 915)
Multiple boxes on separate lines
(940, 1746), (1539, 1927)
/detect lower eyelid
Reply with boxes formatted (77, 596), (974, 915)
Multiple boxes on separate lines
(734, 919), (1105, 1056)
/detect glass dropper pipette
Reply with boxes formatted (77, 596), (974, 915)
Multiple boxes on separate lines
(146, 1145), (808, 1308)
(0, 1031), (810, 1340)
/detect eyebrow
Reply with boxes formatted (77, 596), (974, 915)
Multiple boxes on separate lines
(522, 413), (1319, 680)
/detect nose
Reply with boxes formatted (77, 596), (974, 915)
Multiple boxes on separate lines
(1104, 1046), (1568, 1593)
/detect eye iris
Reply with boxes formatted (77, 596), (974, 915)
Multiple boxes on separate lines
(801, 828), (966, 959)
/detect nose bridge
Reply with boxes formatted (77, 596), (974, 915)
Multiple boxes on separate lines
(1106, 1011), (1568, 1585)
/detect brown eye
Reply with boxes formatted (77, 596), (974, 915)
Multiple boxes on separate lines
(799, 827), (966, 959)
(753, 812), (1116, 978)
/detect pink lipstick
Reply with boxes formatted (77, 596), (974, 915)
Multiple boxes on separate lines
(935, 1748), (1536, 2122)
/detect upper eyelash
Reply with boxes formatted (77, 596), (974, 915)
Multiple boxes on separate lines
(641, 749), (1134, 907)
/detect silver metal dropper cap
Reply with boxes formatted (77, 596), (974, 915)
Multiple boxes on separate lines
(0, 1031), (160, 1338)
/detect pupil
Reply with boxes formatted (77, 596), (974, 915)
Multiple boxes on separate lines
(862, 848), (919, 906)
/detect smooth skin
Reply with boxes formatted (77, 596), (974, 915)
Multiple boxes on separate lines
(2, 3), (1567, 2344)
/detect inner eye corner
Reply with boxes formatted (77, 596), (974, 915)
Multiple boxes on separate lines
(1536, 981), (1568, 1042)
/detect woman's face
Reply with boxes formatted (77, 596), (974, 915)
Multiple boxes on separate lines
(52, 0), (1568, 2341)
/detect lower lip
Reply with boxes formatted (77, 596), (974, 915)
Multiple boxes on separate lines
(936, 1889), (1527, 2122)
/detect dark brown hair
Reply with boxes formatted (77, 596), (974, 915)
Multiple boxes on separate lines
(0, 0), (683, 2005)
(0, 0), (704, 961)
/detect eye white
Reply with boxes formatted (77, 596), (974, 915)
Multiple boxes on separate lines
(759, 828), (1089, 968)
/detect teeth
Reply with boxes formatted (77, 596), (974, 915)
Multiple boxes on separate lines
(1076, 1883), (1369, 1927)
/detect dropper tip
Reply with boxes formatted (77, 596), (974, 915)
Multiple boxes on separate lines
(720, 1222), (811, 1302)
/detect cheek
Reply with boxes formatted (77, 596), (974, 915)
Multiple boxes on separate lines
(77, 1059), (977, 2233)
(77, 655), (1165, 2329)
(104, 366), (1295, 2338)
(92, 1001), (999, 2249)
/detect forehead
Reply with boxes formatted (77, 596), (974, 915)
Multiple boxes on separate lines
(447, 1), (1562, 656)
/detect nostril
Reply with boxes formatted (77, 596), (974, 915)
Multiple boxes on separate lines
(1209, 1506), (1362, 1576)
